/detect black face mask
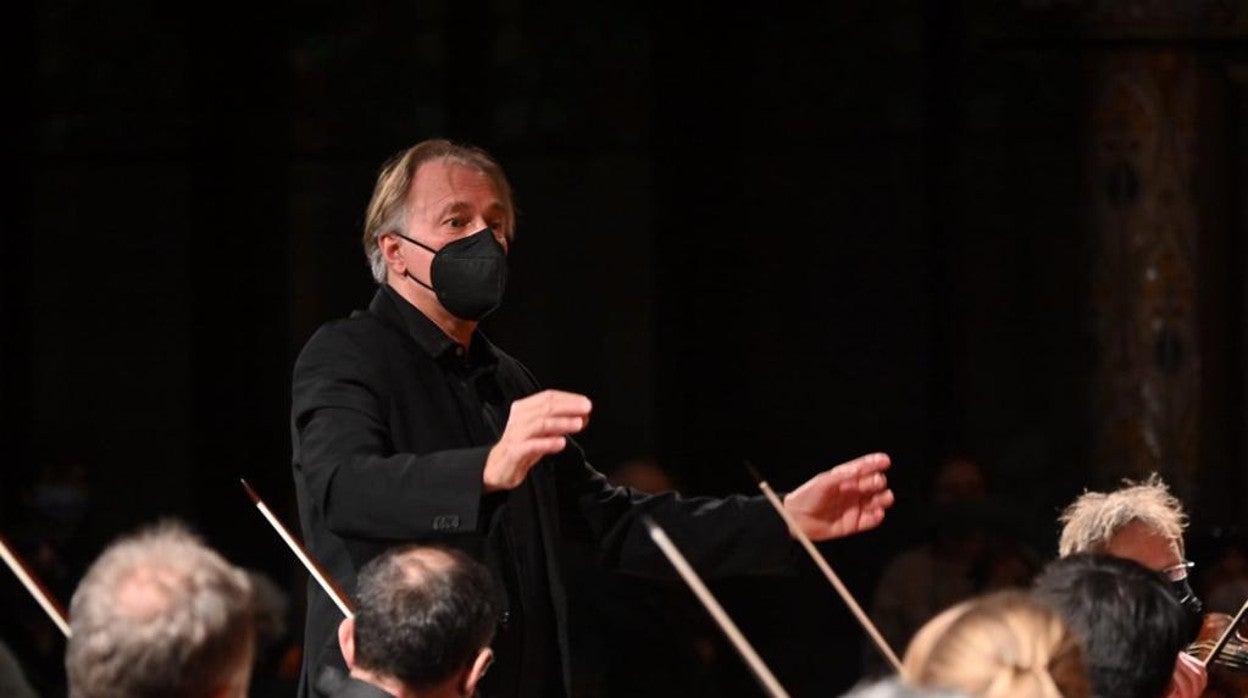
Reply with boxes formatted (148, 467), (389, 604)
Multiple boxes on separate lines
(1171, 577), (1205, 641)
(396, 228), (508, 321)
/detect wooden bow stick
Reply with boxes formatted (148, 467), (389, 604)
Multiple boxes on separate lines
(746, 462), (905, 674)
(240, 479), (354, 618)
(643, 516), (792, 698)
(0, 533), (72, 637)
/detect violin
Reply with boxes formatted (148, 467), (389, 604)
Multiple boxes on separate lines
(1188, 612), (1248, 697)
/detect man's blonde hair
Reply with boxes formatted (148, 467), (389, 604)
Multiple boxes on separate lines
(903, 590), (1089, 698)
(1057, 474), (1187, 558)
(361, 139), (515, 283)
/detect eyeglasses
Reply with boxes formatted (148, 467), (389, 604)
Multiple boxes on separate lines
(1161, 560), (1195, 582)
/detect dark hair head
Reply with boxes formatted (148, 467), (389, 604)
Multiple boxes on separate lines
(1033, 553), (1188, 698)
(352, 545), (501, 690)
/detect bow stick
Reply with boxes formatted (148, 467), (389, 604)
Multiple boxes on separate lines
(240, 479), (354, 618)
(746, 462), (904, 674)
(0, 533), (72, 637)
(643, 515), (792, 698)
(1201, 597), (1248, 668)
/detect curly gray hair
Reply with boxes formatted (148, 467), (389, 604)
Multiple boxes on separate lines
(1057, 473), (1187, 558)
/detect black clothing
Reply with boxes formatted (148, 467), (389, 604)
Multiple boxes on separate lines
(329, 676), (394, 698)
(292, 286), (795, 698)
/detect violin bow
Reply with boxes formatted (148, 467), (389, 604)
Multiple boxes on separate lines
(1201, 597), (1248, 668)
(240, 479), (355, 618)
(0, 533), (72, 637)
(746, 461), (905, 675)
(643, 516), (793, 698)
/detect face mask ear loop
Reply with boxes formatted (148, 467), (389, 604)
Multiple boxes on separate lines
(391, 230), (438, 254)
(391, 231), (438, 291)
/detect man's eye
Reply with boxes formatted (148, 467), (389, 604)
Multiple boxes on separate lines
(444, 218), (466, 228)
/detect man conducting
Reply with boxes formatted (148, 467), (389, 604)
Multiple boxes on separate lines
(291, 138), (896, 697)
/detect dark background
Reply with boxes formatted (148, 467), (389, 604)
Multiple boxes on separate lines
(2, 1), (1247, 696)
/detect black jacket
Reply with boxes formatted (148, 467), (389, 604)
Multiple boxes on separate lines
(291, 287), (794, 697)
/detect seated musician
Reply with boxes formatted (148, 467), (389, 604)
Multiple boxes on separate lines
(333, 544), (500, 698)
(1056, 475), (1207, 697)
(64, 521), (255, 698)
(1034, 553), (1191, 698)
(901, 589), (1090, 698)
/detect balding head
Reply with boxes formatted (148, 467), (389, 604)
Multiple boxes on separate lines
(344, 545), (501, 693)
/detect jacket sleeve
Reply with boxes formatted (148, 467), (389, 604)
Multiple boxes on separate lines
(292, 325), (486, 541)
(552, 441), (798, 580)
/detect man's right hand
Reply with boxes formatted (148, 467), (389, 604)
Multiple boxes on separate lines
(483, 390), (592, 492)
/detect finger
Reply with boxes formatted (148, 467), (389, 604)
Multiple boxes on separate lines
(872, 489), (896, 510)
(522, 436), (568, 459)
(849, 471), (888, 493)
(826, 452), (891, 483)
(855, 507), (886, 533)
(531, 416), (587, 437)
(542, 392), (593, 418)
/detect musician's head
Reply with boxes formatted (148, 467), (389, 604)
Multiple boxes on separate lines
(1057, 474), (1202, 628)
(902, 589), (1089, 698)
(1033, 553), (1188, 698)
(842, 677), (967, 697)
(338, 544), (501, 698)
(1058, 473), (1187, 564)
(65, 520), (255, 698)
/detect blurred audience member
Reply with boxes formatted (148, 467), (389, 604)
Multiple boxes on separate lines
(333, 544), (500, 698)
(1034, 553), (1189, 698)
(902, 589), (1089, 698)
(1188, 527), (1248, 617)
(866, 456), (1034, 678)
(65, 520), (255, 698)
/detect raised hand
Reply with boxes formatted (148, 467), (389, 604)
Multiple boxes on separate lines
(483, 390), (592, 492)
(781, 452), (895, 541)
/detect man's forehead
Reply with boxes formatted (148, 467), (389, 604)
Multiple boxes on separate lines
(1107, 520), (1183, 570)
(408, 159), (504, 210)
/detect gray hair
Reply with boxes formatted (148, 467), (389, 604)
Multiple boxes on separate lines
(1057, 473), (1187, 557)
(362, 139), (515, 283)
(65, 520), (254, 698)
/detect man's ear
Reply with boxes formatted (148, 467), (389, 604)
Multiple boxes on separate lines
(337, 617), (356, 670)
(462, 648), (494, 696)
(380, 232), (407, 275)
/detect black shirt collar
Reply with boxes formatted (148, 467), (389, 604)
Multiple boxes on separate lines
(373, 284), (499, 371)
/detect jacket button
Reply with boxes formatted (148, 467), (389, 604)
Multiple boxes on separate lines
(432, 515), (460, 531)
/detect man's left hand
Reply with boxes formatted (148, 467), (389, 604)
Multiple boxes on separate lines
(781, 452), (894, 541)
